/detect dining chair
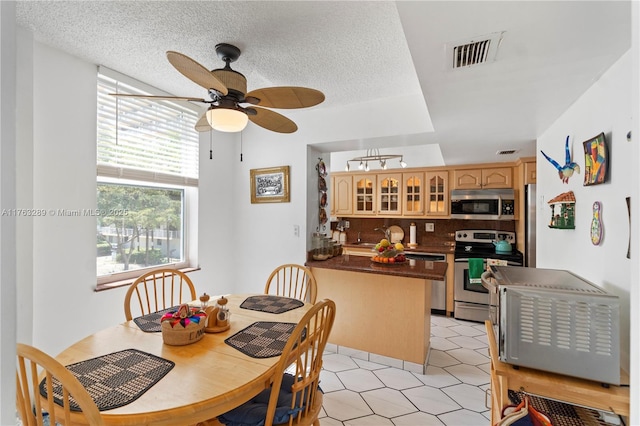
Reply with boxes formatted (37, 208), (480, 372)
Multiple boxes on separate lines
(16, 342), (105, 426)
(209, 298), (336, 426)
(264, 264), (318, 304)
(124, 268), (197, 321)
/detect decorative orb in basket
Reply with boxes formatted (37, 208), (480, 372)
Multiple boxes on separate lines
(160, 304), (207, 346)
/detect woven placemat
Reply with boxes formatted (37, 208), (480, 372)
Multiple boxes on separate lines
(133, 306), (178, 332)
(240, 295), (303, 314)
(40, 349), (174, 411)
(508, 390), (619, 425)
(225, 321), (298, 358)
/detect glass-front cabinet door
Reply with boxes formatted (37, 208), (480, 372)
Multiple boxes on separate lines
(426, 171), (449, 216)
(353, 174), (376, 215)
(377, 173), (402, 215)
(403, 172), (424, 216)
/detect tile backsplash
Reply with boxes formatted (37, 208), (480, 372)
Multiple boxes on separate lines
(332, 217), (516, 247)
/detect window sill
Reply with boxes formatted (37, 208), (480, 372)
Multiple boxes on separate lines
(95, 267), (201, 292)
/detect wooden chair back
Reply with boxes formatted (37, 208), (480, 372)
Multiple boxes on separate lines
(16, 343), (105, 426)
(124, 268), (197, 321)
(266, 298), (336, 426)
(264, 264), (317, 304)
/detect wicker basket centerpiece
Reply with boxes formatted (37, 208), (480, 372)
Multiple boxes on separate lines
(160, 304), (207, 346)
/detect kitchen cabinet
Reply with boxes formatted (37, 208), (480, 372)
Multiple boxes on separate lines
(452, 167), (512, 189)
(402, 172), (424, 216)
(353, 174), (376, 215)
(425, 171), (449, 216)
(524, 161), (536, 184)
(377, 173), (402, 215)
(332, 174), (353, 215)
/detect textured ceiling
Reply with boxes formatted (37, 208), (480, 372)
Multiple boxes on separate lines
(16, 1), (631, 165)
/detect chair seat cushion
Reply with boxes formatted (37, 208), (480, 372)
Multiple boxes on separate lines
(217, 374), (305, 426)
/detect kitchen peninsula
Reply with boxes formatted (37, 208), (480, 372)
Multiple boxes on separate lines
(306, 255), (447, 370)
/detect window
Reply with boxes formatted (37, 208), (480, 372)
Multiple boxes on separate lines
(96, 68), (200, 285)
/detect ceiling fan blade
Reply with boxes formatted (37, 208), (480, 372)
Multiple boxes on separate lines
(245, 87), (325, 109)
(248, 107), (298, 133)
(166, 51), (228, 95)
(195, 112), (211, 133)
(110, 93), (207, 102)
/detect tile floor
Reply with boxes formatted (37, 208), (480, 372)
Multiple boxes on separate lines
(317, 315), (493, 425)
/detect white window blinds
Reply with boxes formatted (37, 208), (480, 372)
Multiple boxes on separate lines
(97, 72), (200, 186)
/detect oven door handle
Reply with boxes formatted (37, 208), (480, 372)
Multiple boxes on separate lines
(481, 270), (495, 291)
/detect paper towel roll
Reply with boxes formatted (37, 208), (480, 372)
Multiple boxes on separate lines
(410, 223), (416, 245)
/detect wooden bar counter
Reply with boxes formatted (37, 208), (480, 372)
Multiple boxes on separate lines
(306, 255), (447, 367)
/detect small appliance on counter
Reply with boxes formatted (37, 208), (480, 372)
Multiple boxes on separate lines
(484, 266), (620, 385)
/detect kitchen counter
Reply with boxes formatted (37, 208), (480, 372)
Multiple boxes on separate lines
(307, 255), (447, 370)
(306, 253), (447, 281)
(342, 242), (454, 255)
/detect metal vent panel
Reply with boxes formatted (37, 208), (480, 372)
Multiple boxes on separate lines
(446, 31), (505, 70)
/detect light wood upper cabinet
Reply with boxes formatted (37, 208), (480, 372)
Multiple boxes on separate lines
(353, 174), (376, 215)
(377, 173), (402, 215)
(333, 174), (353, 215)
(425, 171), (449, 216)
(453, 167), (512, 189)
(402, 172), (424, 216)
(524, 162), (536, 184)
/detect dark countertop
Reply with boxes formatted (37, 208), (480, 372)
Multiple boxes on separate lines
(306, 254), (447, 281)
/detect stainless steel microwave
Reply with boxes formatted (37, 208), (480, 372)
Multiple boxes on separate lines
(450, 189), (515, 220)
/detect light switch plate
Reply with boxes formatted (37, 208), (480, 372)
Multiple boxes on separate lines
(344, 221), (350, 228)
(425, 223), (434, 232)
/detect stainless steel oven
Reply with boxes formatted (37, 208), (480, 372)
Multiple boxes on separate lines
(453, 230), (522, 322)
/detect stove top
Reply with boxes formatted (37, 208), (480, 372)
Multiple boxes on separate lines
(454, 229), (523, 264)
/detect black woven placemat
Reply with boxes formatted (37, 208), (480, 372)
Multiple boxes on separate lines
(225, 321), (298, 358)
(40, 349), (174, 411)
(240, 295), (303, 314)
(133, 306), (178, 332)
(508, 390), (619, 425)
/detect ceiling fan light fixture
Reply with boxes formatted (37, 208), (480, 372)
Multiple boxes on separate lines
(345, 162), (350, 172)
(400, 157), (407, 168)
(206, 108), (248, 132)
(358, 161), (364, 170)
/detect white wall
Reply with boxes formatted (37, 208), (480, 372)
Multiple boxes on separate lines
(537, 51), (633, 374)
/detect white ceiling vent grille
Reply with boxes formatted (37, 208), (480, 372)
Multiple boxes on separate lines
(446, 31), (505, 70)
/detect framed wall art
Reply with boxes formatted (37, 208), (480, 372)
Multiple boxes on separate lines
(250, 166), (290, 204)
(583, 132), (608, 186)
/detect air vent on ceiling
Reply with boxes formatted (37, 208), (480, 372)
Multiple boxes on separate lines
(446, 31), (505, 70)
(496, 149), (517, 155)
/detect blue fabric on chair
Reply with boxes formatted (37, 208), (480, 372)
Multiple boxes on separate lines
(217, 373), (306, 426)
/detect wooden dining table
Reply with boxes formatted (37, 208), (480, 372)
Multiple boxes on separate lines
(49, 294), (313, 426)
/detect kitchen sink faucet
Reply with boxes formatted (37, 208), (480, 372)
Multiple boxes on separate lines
(374, 226), (391, 241)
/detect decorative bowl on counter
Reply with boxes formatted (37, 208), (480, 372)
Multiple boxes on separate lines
(371, 239), (406, 264)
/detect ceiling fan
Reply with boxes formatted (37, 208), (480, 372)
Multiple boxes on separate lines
(111, 43), (325, 134)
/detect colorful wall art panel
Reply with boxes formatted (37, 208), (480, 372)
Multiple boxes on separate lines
(583, 132), (608, 186)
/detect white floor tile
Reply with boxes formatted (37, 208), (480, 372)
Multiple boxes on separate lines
(441, 383), (488, 412)
(344, 415), (395, 425)
(391, 411), (445, 426)
(413, 365), (461, 388)
(361, 388), (418, 418)
(427, 349), (461, 368)
(430, 336), (461, 351)
(446, 347), (489, 365)
(445, 363), (491, 386)
(323, 353), (360, 372)
(447, 335), (487, 350)
(449, 324), (486, 337)
(353, 357), (389, 370)
(369, 353), (404, 369)
(438, 408), (490, 426)
(320, 370), (345, 392)
(402, 386), (461, 415)
(337, 369), (385, 392)
(322, 389), (373, 421)
(374, 367), (424, 390)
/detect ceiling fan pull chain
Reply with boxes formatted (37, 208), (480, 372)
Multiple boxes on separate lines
(240, 132), (243, 162)
(209, 130), (213, 160)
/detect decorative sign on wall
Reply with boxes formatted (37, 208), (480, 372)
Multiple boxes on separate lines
(540, 135), (580, 184)
(590, 201), (603, 245)
(583, 132), (608, 186)
(548, 191), (576, 229)
(250, 166), (290, 204)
